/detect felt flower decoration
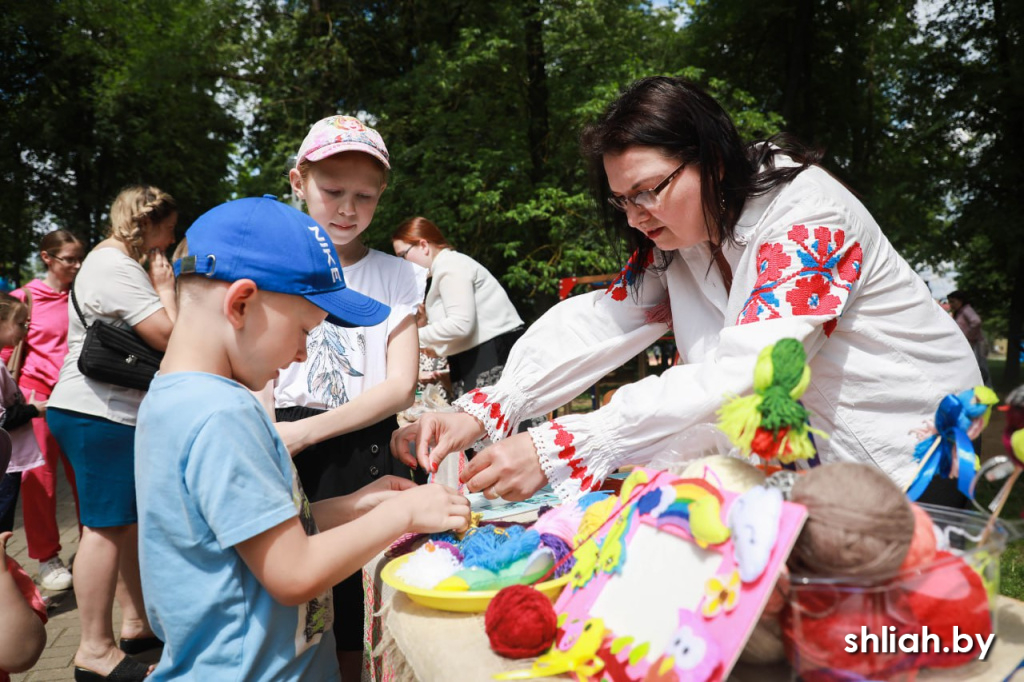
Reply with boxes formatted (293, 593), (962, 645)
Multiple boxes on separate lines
(701, 570), (741, 618)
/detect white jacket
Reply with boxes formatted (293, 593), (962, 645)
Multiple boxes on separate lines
(454, 161), (980, 501)
(419, 248), (523, 357)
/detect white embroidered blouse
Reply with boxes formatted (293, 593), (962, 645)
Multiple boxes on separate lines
(453, 159), (981, 502)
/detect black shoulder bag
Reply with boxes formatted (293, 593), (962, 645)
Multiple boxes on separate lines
(71, 286), (164, 392)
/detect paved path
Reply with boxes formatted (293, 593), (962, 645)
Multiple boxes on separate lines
(8, 470), (88, 681)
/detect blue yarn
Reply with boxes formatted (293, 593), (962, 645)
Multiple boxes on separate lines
(429, 531), (461, 546)
(464, 527), (541, 572)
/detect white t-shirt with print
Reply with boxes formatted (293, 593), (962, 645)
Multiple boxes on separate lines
(274, 249), (423, 410)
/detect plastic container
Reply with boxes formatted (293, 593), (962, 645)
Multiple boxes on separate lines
(781, 503), (1018, 681)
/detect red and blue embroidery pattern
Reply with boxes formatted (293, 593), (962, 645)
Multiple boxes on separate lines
(549, 421), (600, 492)
(738, 225), (863, 337)
(606, 249), (654, 301)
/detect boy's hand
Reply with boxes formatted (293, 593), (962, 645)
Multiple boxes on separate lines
(345, 476), (417, 519)
(388, 484), (470, 534)
(461, 432), (548, 501)
(390, 412), (484, 473)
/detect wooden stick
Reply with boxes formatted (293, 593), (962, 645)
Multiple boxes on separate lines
(903, 436), (943, 494)
(979, 467), (1022, 546)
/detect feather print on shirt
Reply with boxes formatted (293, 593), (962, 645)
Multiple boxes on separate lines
(306, 322), (364, 408)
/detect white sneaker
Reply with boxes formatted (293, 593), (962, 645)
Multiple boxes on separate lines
(39, 556), (73, 591)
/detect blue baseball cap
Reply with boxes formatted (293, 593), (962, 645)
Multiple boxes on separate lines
(174, 196), (389, 328)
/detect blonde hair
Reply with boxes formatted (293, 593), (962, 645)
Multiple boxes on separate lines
(0, 291), (28, 323)
(108, 185), (177, 261)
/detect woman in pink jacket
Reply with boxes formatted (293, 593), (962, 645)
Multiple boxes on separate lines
(8, 230), (84, 592)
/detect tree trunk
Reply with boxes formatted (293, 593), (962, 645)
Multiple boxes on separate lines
(1004, 257), (1023, 387)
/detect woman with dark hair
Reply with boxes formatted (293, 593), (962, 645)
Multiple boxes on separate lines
(392, 76), (979, 504)
(946, 290), (990, 386)
(391, 216), (524, 398)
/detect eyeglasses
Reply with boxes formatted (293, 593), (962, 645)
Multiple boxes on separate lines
(396, 245), (414, 259)
(50, 254), (83, 266)
(607, 161), (688, 213)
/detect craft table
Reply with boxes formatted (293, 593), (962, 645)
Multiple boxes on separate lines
(358, 474), (1024, 682)
(370, 589), (1024, 682)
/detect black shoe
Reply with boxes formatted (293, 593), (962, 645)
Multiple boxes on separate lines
(74, 655), (151, 681)
(118, 635), (163, 655)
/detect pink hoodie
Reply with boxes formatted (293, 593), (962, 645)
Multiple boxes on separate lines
(6, 279), (70, 393)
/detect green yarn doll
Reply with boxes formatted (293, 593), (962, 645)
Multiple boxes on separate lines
(717, 338), (824, 465)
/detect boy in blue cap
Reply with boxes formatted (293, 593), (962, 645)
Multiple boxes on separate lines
(134, 196), (470, 682)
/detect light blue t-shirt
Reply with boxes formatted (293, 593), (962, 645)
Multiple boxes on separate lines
(136, 372), (340, 681)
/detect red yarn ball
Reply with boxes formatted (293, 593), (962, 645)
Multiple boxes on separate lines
(485, 585), (558, 659)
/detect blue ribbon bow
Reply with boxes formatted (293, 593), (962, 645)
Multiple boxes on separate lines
(906, 389), (983, 501)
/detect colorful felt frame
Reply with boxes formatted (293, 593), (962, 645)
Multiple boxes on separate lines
(551, 467), (807, 682)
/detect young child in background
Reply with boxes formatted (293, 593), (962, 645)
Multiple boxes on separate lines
(272, 115), (424, 678)
(0, 293), (45, 534)
(0, 428), (48, 681)
(135, 196), (470, 681)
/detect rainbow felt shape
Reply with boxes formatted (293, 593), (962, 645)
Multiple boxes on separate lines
(539, 467), (807, 682)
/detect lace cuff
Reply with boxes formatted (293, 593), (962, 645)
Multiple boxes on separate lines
(528, 420), (606, 502)
(452, 386), (529, 448)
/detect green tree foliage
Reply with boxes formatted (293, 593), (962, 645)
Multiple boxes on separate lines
(683, 0), (1023, 383)
(682, 0), (940, 252)
(0, 0), (243, 280)
(909, 0), (1024, 385)
(237, 0), (784, 318)
(5, 0), (1018, 370)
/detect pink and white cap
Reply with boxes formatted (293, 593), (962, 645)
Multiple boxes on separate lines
(295, 115), (390, 169)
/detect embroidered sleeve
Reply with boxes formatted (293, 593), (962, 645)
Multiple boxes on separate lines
(737, 223), (864, 337)
(528, 420), (603, 501)
(451, 250), (669, 440)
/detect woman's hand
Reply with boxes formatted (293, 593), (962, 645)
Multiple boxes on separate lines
(460, 432), (549, 501)
(147, 249), (175, 293)
(415, 303), (428, 328)
(390, 411), (485, 473)
(26, 390), (46, 418)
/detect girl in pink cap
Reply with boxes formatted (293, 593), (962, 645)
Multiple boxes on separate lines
(271, 115), (424, 680)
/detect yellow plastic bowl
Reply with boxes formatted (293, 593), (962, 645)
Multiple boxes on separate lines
(381, 554), (570, 613)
